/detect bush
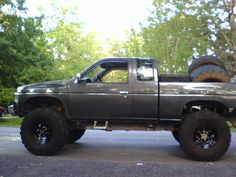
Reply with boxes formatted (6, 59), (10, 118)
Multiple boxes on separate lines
(0, 87), (15, 105)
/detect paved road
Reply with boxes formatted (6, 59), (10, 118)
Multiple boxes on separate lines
(0, 127), (236, 177)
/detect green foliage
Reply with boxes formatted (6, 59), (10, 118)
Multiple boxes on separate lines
(0, 117), (22, 127)
(0, 87), (14, 105)
(141, 14), (211, 74)
(109, 30), (144, 57)
(150, 0), (236, 75)
(110, 0), (236, 75)
(111, 13), (211, 74)
(0, 1), (104, 104)
(46, 20), (104, 80)
(0, 0), (54, 104)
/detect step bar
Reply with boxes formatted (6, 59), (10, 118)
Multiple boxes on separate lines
(93, 121), (109, 129)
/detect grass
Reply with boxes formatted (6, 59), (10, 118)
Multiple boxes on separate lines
(0, 117), (22, 127)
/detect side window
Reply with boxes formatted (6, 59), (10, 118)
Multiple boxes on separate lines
(101, 63), (129, 83)
(86, 65), (105, 81)
(82, 61), (128, 84)
(102, 69), (128, 83)
(137, 59), (154, 81)
(81, 64), (106, 83)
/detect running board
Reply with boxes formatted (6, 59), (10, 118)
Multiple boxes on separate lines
(93, 121), (108, 129)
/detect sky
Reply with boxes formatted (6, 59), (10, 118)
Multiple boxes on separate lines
(25, 0), (154, 41)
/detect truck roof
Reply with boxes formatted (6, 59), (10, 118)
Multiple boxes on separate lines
(98, 57), (157, 63)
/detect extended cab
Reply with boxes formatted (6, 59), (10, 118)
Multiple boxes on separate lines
(16, 58), (236, 161)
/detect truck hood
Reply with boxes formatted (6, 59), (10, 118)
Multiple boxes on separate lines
(17, 80), (68, 94)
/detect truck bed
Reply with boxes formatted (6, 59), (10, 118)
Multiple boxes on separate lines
(159, 74), (190, 82)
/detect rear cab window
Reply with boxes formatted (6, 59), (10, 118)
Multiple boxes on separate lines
(137, 59), (154, 81)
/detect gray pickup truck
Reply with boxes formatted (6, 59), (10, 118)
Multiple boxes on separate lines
(15, 58), (236, 161)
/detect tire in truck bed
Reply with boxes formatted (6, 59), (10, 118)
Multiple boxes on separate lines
(190, 64), (230, 82)
(189, 55), (226, 73)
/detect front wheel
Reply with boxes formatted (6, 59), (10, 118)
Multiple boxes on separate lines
(179, 111), (231, 161)
(20, 108), (69, 155)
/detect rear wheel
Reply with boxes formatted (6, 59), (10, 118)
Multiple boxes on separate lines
(20, 108), (69, 155)
(179, 111), (231, 161)
(68, 129), (86, 144)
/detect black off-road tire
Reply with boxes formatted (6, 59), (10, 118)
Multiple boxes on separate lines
(190, 65), (230, 82)
(179, 111), (231, 161)
(172, 129), (180, 143)
(68, 129), (86, 144)
(20, 108), (69, 155)
(189, 56), (226, 74)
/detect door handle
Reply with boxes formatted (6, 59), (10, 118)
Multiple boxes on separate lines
(119, 91), (128, 94)
(119, 91), (128, 98)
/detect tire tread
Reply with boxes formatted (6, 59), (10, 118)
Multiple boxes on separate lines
(20, 108), (69, 155)
(179, 111), (231, 161)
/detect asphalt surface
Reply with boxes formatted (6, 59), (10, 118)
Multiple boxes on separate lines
(0, 127), (236, 177)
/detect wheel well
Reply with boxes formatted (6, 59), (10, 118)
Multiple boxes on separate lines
(182, 101), (226, 115)
(24, 97), (67, 116)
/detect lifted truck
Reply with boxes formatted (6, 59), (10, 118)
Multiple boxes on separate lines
(15, 58), (236, 161)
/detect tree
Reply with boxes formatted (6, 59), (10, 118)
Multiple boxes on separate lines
(108, 30), (144, 58)
(151, 0), (236, 75)
(113, 0), (235, 75)
(141, 14), (211, 74)
(111, 6), (211, 74)
(197, 0), (236, 75)
(0, 0), (54, 104)
(46, 20), (104, 80)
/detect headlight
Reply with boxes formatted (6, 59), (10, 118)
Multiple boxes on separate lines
(14, 94), (19, 103)
(16, 86), (25, 93)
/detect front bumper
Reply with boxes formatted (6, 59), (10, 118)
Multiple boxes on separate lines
(14, 93), (25, 117)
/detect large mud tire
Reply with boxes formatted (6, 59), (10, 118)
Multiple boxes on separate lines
(189, 56), (226, 73)
(190, 65), (230, 82)
(179, 111), (231, 161)
(20, 108), (69, 155)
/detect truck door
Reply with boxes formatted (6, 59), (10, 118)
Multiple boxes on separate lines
(131, 59), (158, 119)
(69, 59), (131, 119)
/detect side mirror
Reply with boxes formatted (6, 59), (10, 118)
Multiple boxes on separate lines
(76, 73), (91, 84)
(76, 73), (81, 80)
(75, 73), (83, 84)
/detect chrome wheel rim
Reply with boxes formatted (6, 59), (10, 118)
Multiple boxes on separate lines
(193, 125), (217, 149)
(32, 122), (52, 145)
